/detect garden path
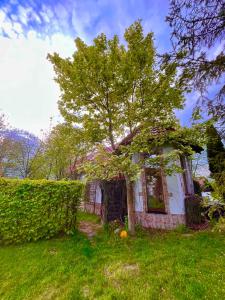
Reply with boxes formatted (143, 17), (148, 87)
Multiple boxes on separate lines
(78, 220), (102, 238)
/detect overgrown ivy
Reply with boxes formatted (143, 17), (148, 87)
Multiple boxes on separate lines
(0, 178), (83, 244)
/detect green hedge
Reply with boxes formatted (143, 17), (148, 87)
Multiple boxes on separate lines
(0, 178), (83, 244)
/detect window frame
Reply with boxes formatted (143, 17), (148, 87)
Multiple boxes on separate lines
(144, 166), (166, 214)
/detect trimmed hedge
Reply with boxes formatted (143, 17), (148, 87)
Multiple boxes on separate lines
(0, 178), (83, 244)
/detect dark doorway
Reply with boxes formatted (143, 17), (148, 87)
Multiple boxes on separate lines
(101, 179), (127, 222)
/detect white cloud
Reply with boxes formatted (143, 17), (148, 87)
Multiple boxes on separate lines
(39, 11), (50, 23)
(72, 9), (87, 40)
(0, 10), (5, 23)
(13, 22), (23, 33)
(0, 10), (17, 38)
(17, 5), (29, 25)
(30, 10), (42, 24)
(0, 30), (75, 137)
(41, 4), (54, 19)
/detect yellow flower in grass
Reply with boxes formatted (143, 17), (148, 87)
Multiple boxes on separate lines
(120, 230), (128, 238)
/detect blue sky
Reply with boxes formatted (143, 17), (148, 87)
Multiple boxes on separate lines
(1, 0), (171, 48)
(0, 0), (199, 136)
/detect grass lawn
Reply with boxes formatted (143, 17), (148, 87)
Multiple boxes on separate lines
(0, 213), (225, 300)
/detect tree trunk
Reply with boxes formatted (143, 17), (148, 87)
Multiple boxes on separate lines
(125, 176), (135, 235)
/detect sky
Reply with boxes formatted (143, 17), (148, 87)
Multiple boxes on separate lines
(0, 0), (199, 137)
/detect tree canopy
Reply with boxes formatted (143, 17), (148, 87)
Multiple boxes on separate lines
(48, 21), (185, 151)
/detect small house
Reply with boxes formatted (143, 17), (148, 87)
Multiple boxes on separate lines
(84, 129), (202, 229)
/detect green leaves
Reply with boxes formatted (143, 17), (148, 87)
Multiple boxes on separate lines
(0, 178), (83, 245)
(48, 20), (185, 151)
(29, 123), (89, 180)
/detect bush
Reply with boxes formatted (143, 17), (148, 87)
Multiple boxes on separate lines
(0, 178), (83, 244)
(202, 197), (225, 220)
(213, 217), (225, 233)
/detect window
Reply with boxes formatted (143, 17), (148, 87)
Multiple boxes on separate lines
(145, 168), (165, 213)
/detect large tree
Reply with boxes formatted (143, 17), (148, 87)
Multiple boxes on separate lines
(48, 21), (196, 234)
(166, 0), (225, 134)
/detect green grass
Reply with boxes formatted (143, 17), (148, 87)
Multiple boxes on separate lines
(0, 212), (225, 300)
(77, 210), (101, 223)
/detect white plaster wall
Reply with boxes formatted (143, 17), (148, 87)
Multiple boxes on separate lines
(132, 153), (144, 212)
(95, 183), (102, 203)
(134, 175), (144, 212)
(163, 146), (186, 215)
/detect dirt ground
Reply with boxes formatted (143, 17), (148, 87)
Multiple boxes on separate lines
(78, 221), (102, 238)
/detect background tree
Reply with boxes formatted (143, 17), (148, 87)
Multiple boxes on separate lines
(166, 0), (225, 135)
(206, 124), (225, 200)
(48, 21), (202, 234)
(0, 114), (11, 176)
(28, 143), (50, 179)
(30, 123), (88, 180)
(206, 124), (225, 175)
(0, 113), (5, 130)
(0, 113), (6, 175)
(3, 129), (40, 178)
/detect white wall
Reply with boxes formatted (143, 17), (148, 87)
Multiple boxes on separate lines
(134, 175), (144, 212)
(95, 183), (102, 203)
(132, 153), (144, 212)
(163, 146), (186, 214)
(166, 173), (186, 214)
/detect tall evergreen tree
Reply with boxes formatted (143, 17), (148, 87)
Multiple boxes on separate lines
(206, 125), (225, 176)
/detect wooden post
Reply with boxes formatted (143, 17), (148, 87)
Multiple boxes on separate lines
(101, 181), (108, 225)
(125, 176), (135, 235)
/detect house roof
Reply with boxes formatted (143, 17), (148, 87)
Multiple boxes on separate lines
(71, 126), (203, 173)
(117, 126), (203, 153)
(118, 127), (174, 147)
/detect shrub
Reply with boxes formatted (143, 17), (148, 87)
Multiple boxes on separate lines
(0, 178), (83, 244)
(202, 198), (225, 220)
(213, 217), (225, 233)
